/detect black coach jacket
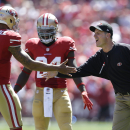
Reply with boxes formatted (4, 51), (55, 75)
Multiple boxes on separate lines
(58, 43), (130, 94)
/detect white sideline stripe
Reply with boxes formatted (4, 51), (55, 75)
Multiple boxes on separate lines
(10, 39), (21, 42)
(3, 85), (19, 127)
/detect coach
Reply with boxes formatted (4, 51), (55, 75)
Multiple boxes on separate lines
(45, 21), (130, 130)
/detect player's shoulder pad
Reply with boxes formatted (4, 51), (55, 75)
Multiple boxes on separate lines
(60, 36), (75, 43)
(4, 30), (21, 38)
(25, 38), (40, 48)
(26, 38), (39, 44)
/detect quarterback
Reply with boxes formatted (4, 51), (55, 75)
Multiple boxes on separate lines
(0, 6), (76, 130)
(14, 13), (93, 130)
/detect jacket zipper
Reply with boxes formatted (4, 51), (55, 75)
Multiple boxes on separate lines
(99, 62), (105, 74)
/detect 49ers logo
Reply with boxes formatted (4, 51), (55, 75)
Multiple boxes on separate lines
(98, 22), (102, 25)
(9, 10), (18, 17)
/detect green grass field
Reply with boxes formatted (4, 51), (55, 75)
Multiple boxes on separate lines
(0, 117), (112, 130)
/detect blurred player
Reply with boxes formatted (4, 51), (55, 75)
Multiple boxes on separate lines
(0, 6), (76, 130)
(14, 13), (93, 130)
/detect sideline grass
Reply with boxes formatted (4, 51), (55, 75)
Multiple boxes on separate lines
(0, 117), (112, 130)
(49, 121), (112, 130)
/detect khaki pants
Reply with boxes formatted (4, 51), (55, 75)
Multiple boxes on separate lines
(32, 87), (72, 130)
(0, 84), (23, 128)
(112, 93), (130, 130)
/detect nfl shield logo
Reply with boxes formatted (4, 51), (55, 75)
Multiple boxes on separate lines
(46, 48), (50, 52)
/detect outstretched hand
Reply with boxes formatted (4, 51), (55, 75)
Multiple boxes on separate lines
(42, 59), (77, 81)
(42, 71), (58, 81)
(58, 59), (77, 76)
(81, 91), (93, 111)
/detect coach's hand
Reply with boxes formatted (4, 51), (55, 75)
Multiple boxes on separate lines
(81, 91), (93, 110)
(58, 59), (77, 76)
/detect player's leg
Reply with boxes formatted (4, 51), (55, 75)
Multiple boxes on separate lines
(53, 88), (72, 130)
(0, 84), (23, 129)
(32, 87), (50, 130)
(112, 93), (130, 130)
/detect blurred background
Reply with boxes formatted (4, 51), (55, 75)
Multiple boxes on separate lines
(1, 0), (130, 125)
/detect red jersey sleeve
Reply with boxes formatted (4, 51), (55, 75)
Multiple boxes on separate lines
(63, 36), (77, 57)
(5, 30), (21, 47)
(25, 38), (35, 59)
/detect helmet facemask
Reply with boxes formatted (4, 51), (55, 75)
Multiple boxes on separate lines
(37, 13), (58, 44)
(37, 26), (57, 44)
(12, 17), (20, 32)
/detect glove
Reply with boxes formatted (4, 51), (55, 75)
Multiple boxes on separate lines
(81, 91), (93, 110)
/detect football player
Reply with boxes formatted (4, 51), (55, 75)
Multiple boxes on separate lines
(0, 6), (76, 130)
(14, 13), (93, 130)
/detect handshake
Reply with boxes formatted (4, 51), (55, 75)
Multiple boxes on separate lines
(42, 59), (93, 111)
(51, 59), (77, 77)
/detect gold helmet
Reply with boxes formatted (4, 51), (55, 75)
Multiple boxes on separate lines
(37, 13), (58, 44)
(0, 6), (19, 32)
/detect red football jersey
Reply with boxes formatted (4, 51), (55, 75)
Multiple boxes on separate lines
(0, 30), (21, 84)
(25, 37), (76, 88)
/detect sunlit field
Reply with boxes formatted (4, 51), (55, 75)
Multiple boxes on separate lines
(0, 117), (112, 130)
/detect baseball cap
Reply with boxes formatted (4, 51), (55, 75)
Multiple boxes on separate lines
(89, 21), (113, 37)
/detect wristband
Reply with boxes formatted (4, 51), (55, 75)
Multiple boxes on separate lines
(15, 83), (23, 89)
(77, 83), (85, 88)
(22, 69), (31, 75)
(68, 57), (75, 59)
(14, 90), (17, 93)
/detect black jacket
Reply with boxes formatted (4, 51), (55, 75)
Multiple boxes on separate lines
(58, 43), (130, 94)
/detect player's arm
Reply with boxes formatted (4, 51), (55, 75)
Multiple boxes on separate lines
(8, 46), (76, 75)
(67, 51), (85, 92)
(14, 67), (32, 93)
(67, 51), (93, 110)
(14, 52), (32, 93)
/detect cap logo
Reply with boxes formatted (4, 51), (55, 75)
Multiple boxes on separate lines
(107, 29), (109, 31)
(99, 22), (102, 25)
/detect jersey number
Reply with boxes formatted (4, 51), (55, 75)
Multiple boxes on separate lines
(35, 56), (61, 78)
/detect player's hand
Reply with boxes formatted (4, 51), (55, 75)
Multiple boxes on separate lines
(42, 59), (77, 81)
(81, 91), (93, 111)
(42, 71), (58, 81)
(57, 59), (77, 76)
